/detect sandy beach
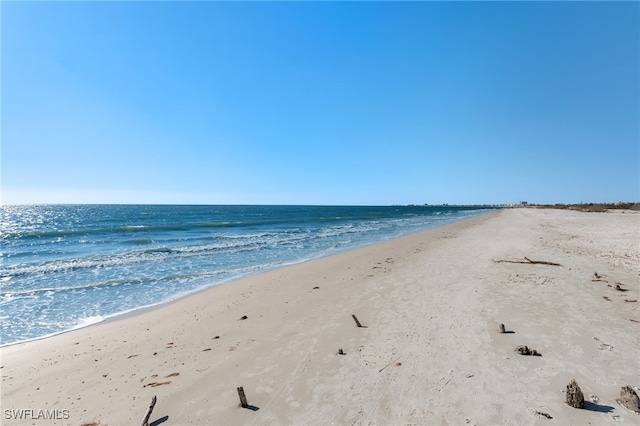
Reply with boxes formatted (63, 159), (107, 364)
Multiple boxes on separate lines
(1, 208), (638, 425)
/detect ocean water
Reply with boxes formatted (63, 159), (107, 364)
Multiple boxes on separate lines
(0, 204), (492, 345)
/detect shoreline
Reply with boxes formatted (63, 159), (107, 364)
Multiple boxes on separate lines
(1, 211), (496, 349)
(2, 208), (638, 425)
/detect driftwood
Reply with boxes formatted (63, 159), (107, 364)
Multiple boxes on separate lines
(535, 411), (553, 419)
(436, 374), (454, 392)
(516, 345), (539, 356)
(378, 357), (402, 373)
(141, 395), (157, 426)
(492, 257), (561, 266)
(352, 314), (364, 328)
(566, 380), (585, 409)
(237, 387), (248, 407)
(616, 386), (640, 413)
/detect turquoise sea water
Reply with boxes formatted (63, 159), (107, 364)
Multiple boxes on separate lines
(0, 205), (492, 345)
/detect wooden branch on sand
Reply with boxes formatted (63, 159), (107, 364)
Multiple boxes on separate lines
(352, 314), (364, 328)
(378, 357), (401, 373)
(141, 395), (157, 426)
(492, 257), (562, 266)
(237, 387), (249, 408)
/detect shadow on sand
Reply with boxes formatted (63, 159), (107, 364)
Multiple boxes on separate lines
(150, 415), (169, 426)
(584, 401), (615, 413)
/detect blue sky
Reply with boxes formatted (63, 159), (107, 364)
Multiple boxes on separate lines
(2, 2), (638, 205)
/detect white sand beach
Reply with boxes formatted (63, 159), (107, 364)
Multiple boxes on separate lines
(1, 208), (639, 425)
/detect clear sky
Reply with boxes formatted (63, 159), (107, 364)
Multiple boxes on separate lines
(2, 1), (638, 206)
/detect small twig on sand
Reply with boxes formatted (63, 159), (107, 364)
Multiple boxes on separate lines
(437, 374), (454, 392)
(492, 257), (562, 266)
(535, 411), (553, 419)
(378, 357), (402, 373)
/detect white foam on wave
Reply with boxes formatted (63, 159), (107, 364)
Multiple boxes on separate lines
(71, 315), (106, 330)
(0, 315), (106, 347)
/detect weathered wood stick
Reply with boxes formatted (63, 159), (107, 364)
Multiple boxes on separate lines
(352, 314), (363, 328)
(492, 258), (562, 266)
(524, 256), (562, 266)
(237, 386), (248, 407)
(437, 375), (454, 392)
(141, 395), (157, 426)
(378, 357), (401, 373)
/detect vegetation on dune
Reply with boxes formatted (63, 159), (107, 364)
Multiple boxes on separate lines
(538, 202), (639, 212)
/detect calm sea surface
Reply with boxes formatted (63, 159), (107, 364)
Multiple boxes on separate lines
(0, 205), (493, 345)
